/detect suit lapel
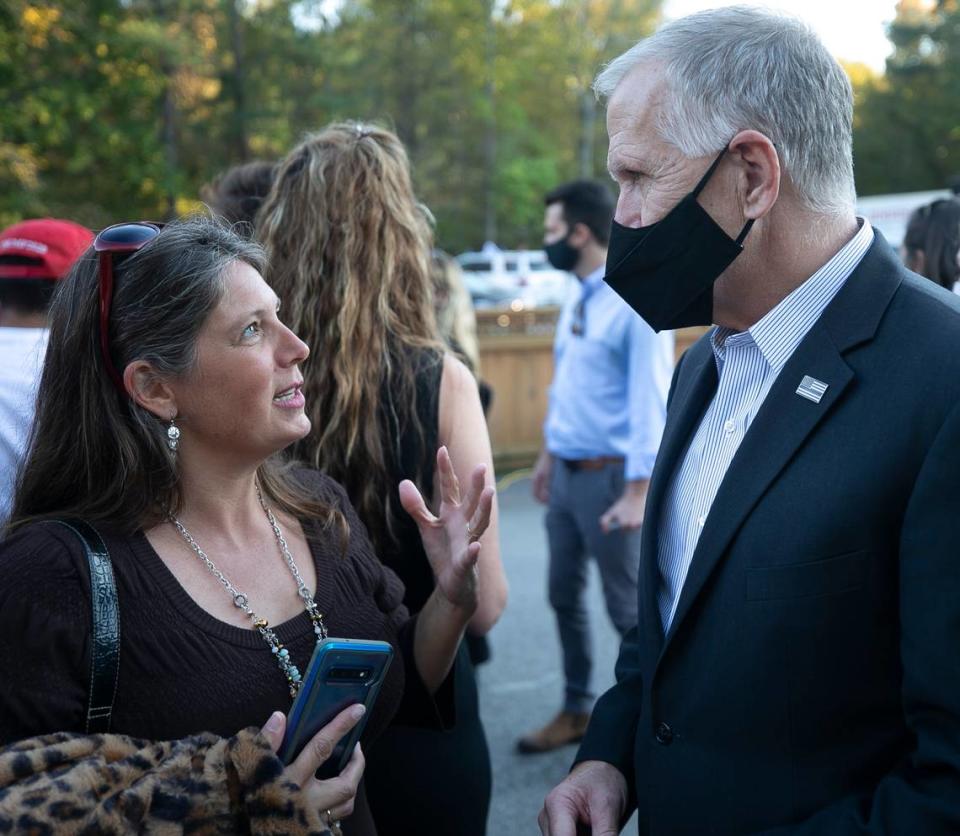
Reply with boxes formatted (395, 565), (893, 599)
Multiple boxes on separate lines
(657, 232), (905, 654)
(640, 342), (718, 658)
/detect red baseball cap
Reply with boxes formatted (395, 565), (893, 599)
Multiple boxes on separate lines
(0, 218), (94, 281)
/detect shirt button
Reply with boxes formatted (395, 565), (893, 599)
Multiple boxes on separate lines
(697, 515), (706, 527)
(723, 419), (735, 434)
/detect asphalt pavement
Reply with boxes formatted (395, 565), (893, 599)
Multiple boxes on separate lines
(476, 475), (638, 835)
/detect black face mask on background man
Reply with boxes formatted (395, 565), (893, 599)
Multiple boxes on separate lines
(603, 147), (754, 332)
(544, 234), (580, 272)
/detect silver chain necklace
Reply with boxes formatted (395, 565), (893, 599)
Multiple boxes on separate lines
(169, 485), (328, 697)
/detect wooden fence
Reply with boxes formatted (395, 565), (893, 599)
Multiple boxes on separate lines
(476, 307), (706, 470)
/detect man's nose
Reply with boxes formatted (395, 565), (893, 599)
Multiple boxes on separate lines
(615, 192), (643, 228)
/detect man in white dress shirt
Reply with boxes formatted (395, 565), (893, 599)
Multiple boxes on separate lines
(0, 219), (92, 523)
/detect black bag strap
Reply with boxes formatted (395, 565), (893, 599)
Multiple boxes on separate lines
(50, 519), (121, 734)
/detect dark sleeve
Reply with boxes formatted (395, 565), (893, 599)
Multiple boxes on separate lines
(0, 729), (334, 834)
(312, 472), (456, 730)
(754, 401), (960, 836)
(571, 625), (643, 807)
(567, 351), (694, 787)
(0, 524), (91, 744)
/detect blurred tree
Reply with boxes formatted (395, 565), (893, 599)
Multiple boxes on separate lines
(0, 0), (662, 250)
(853, 0), (960, 196)
(490, 0), (659, 248)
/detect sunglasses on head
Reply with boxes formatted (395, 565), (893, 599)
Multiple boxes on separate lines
(93, 222), (163, 395)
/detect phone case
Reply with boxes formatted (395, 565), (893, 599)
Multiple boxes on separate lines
(278, 637), (394, 776)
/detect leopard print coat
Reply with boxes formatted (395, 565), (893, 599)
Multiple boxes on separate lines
(0, 728), (333, 835)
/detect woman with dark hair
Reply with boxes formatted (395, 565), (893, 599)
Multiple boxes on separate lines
(201, 160), (278, 235)
(901, 198), (960, 291)
(0, 216), (493, 835)
(257, 124), (505, 836)
(922, 199), (960, 292)
(901, 203), (932, 275)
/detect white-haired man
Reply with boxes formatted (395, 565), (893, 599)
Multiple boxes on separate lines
(540, 6), (960, 835)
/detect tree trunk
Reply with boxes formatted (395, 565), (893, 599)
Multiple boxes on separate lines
(579, 90), (596, 178)
(161, 67), (178, 219)
(227, 0), (248, 162)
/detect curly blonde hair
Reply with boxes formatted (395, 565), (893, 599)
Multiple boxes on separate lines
(257, 122), (443, 551)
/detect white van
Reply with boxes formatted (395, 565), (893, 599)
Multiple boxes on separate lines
(456, 248), (575, 309)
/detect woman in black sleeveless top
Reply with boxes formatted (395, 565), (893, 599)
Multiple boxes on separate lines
(258, 123), (507, 836)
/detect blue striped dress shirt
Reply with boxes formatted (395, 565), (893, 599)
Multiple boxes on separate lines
(656, 219), (875, 630)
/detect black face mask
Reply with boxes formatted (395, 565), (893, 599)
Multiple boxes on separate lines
(544, 234), (580, 272)
(603, 148), (753, 332)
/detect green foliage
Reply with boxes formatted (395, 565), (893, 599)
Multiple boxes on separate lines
(853, 0), (960, 196)
(0, 0), (660, 251)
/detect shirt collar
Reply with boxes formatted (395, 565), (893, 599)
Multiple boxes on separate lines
(712, 218), (874, 372)
(581, 264), (606, 290)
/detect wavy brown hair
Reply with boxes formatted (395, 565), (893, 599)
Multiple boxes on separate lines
(257, 123), (442, 551)
(8, 216), (344, 540)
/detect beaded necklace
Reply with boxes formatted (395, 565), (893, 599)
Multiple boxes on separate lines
(170, 486), (327, 697)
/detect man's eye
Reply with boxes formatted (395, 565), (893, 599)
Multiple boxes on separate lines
(612, 169), (642, 185)
(242, 322), (261, 338)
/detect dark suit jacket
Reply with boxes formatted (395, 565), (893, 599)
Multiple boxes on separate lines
(575, 233), (960, 834)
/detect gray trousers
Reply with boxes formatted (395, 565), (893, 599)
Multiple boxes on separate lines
(546, 458), (641, 714)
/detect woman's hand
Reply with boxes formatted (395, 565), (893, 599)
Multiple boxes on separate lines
(259, 706), (366, 831)
(399, 445), (495, 614)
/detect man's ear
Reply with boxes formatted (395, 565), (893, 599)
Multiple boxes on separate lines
(567, 221), (594, 249)
(729, 130), (780, 221)
(124, 360), (178, 421)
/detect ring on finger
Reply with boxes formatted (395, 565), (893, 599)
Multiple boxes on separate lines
(323, 810), (343, 836)
(466, 521), (480, 542)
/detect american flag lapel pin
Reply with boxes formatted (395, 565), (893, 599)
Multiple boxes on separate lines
(796, 375), (828, 404)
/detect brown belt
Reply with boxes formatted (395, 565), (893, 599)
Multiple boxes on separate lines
(559, 456), (625, 472)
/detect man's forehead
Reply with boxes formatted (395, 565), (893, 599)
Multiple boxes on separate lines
(606, 63), (667, 138)
(544, 203), (565, 223)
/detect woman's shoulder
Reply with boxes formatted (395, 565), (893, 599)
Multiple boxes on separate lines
(0, 521), (92, 625)
(437, 351), (485, 441)
(1, 520), (89, 576)
(440, 351), (478, 396)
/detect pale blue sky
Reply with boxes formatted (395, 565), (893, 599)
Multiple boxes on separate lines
(310, 0), (902, 73)
(664, 0), (902, 71)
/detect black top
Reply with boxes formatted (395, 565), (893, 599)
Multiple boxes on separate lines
(0, 471), (451, 836)
(377, 347), (443, 614)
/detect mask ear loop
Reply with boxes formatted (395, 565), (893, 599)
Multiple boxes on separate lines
(691, 146), (756, 246)
(736, 219), (755, 246)
(690, 147), (729, 199)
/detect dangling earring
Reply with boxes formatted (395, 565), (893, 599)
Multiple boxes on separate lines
(166, 416), (180, 453)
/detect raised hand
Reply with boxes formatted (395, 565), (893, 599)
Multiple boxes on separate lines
(398, 445), (495, 613)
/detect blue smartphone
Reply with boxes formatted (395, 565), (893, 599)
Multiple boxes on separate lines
(278, 637), (394, 777)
